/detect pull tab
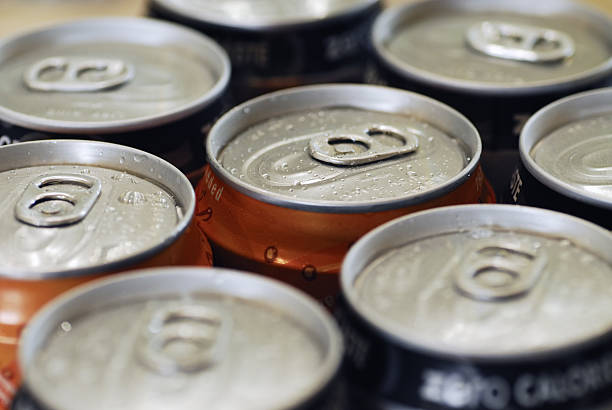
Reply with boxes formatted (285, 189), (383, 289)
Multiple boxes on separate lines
(23, 57), (134, 92)
(137, 304), (231, 375)
(308, 125), (419, 166)
(454, 239), (548, 302)
(15, 174), (102, 227)
(466, 21), (575, 63)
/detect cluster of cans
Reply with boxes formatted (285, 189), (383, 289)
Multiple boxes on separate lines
(0, 0), (611, 409)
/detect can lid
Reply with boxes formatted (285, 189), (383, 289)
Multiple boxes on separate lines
(522, 88), (612, 210)
(342, 205), (612, 358)
(0, 18), (230, 134)
(0, 140), (194, 279)
(374, 0), (612, 95)
(150, 0), (379, 30)
(208, 84), (481, 213)
(19, 267), (343, 410)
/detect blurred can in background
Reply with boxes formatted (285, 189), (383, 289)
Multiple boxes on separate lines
(13, 267), (343, 410)
(195, 84), (494, 308)
(507, 87), (612, 230)
(338, 204), (612, 409)
(0, 140), (211, 408)
(0, 18), (230, 184)
(369, 0), (612, 150)
(148, 0), (382, 102)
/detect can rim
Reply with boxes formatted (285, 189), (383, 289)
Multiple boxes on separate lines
(519, 87), (612, 210)
(372, 0), (612, 96)
(341, 204), (612, 361)
(0, 139), (195, 280)
(149, 0), (380, 31)
(206, 83), (482, 214)
(18, 266), (344, 410)
(0, 17), (231, 134)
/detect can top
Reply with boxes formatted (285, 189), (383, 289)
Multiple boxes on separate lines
(342, 205), (612, 358)
(0, 18), (230, 134)
(0, 140), (194, 279)
(150, 0), (380, 30)
(19, 267), (343, 410)
(373, 0), (612, 96)
(522, 87), (612, 210)
(208, 84), (481, 213)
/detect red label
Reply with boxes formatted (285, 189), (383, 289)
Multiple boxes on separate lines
(0, 360), (19, 409)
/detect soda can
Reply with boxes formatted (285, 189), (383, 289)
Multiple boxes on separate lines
(195, 84), (495, 308)
(147, 0), (381, 102)
(369, 0), (612, 150)
(0, 140), (212, 409)
(338, 204), (612, 410)
(0, 17), (230, 184)
(506, 87), (612, 229)
(14, 267), (344, 410)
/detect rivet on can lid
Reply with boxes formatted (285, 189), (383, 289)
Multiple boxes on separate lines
(308, 125), (419, 166)
(23, 57), (134, 92)
(136, 304), (232, 375)
(453, 239), (548, 302)
(15, 173), (102, 227)
(466, 21), (575, 63)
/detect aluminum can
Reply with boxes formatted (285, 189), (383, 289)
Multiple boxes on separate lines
(369, 0), (612, 150)
(0, 140), (212, 409)
(195, 84), (495, 308)
(0, 18), (230, 184)
(337, 204), (612, 410)
(506, 87), (612, 229)
(13, 267), (344, 410)
(148, 0), (381, 102)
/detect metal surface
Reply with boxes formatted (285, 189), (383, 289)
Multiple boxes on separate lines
(374, 0), (612, 95)
(207, 84), (481, 213)
(19, 267), (343, 410)
(23, 57), (134, 93)
(0, 140), (195, 279)
(149, 0), (379, 30)
(521, 87), (612, 209)
(465, 21), (575, 63)
(0, 18), (230, 134)
(14, 174), (102, 227)
(342, 204), (612, 358)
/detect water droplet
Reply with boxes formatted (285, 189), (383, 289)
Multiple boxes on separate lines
(134, 154), (146, 163)
(60, 321), (72, 332)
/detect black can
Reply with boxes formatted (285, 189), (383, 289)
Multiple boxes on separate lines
(368, 0), (612, 151)
(0, 18), (230, 184)
(506, 87), (612, 230)
(338, 204), (612, 409)
(148, 0), (381, 102)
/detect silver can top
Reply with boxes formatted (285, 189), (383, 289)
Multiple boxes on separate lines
(208, 84), (481, 213)
(342, 205), (612, 358)
(0, 140), (194, 279)
(150, 0), (379, 30)
(0, 18), (230, 134)
(19, 267), (343, 410)
(523, 88), (612, 210)
(374, 0), (612, 95)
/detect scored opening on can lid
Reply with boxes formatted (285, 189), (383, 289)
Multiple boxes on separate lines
(206, 84), (482, 213)
(521, 87), (612, 211)
(0, 140), (194, 279)
(150, 0), (380, 30)
(373, 0), (612, 96)
(18, 267), (343, 410)
(0, 17), (230, 134)
(341, 204), (612, 359)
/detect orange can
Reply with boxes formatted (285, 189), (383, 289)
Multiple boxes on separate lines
(0, 140), (211, 408)
(195, 84), (494, 309)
